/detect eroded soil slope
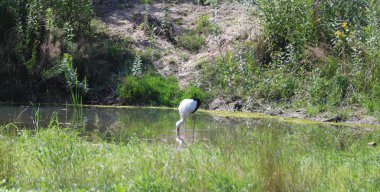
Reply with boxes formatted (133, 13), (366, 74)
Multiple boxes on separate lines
(98, 0), (260, 87)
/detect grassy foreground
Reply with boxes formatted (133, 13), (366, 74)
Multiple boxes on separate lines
(1, 122), (379, 191)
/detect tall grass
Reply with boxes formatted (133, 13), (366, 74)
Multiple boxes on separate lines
(0, 124), (17, 188)
(60, 53), (86, 126)
(1, 118), (379, 191)
(118, 73), (206, 107)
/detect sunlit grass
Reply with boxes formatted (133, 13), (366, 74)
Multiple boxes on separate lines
(0, 121), (379, 191)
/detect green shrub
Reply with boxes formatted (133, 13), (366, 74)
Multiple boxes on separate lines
(317, 0), (371, 44)
(118, 73), (182, 106)
(183, 84), (207, 101)
(119, 73), (208, 107)
(257, 0), (315, 52)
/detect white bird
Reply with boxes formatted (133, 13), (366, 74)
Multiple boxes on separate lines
(176, 98), (201, 135)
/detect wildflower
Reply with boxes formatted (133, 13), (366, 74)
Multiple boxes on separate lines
(335, 30), (343, 38)
(341, 21), (348, 29)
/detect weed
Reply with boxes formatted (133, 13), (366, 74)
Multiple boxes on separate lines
(176, 14), (220, 52)
(132, 51), (143, 77)
(195, 14), (220, 35)
(176, 31), (205, 52)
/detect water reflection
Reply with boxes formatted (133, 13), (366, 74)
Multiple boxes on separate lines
(0, 105), (256, 144)
(0, 105), (377, 148)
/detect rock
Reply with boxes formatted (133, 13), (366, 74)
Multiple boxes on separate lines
(324, 114), (343, 122)
(233, 101), (243, 111)
(368, 142), (376, 147)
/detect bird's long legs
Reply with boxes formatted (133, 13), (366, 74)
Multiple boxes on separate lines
(192, 115), (195, 142)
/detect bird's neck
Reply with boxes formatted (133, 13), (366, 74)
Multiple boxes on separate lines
(176, 117), (185, 130)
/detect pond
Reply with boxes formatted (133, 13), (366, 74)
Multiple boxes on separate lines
(0, 105), (269, 144)
(0, 105), (378, 147)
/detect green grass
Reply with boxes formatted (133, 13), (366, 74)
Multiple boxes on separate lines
(118, 73), (206, 107)
(176, 31), (205, 52)
(176, 14), (220, 52)
(1, 121), (379, 191)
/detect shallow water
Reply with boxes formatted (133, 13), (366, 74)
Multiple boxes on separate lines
(0, 105), (377, 146)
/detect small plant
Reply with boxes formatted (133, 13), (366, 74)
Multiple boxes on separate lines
(32, 106), (41, 132)
(174, 18), (183, 25)
(60, 54), (87, 127)
(195, 14), (220, 35)
(176, 14), (220, 52)
(132, 52), (143, 77)
(197, 0), (218, 6)
(176, 31), (205, 52)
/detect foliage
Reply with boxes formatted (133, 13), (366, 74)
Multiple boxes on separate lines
(258, 0), (316, 51)
(0, 0), (94, 102)
(132, 52), (143, 77)
(119, 73), (181, 106)
(119, 73), (207, 106)
(176, 14), (219, 52)
(195, 14), (221, 35)
(183, 84), (207, 101)
(0, 1), (139, 104)
(201, 0), (380, 114)
(176, 31), (205, 52)
(0, 124), (16, 187)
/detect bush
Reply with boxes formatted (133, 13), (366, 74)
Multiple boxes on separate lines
(119, 73), (207, 107)
(257, 0), (315, 52)
(182, 84), (207, 101)
(118, 73), (182, 106)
